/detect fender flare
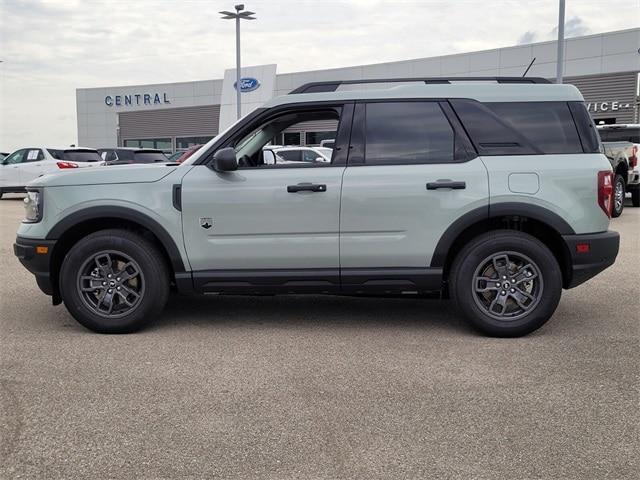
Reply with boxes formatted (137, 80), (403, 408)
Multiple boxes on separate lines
(430, 202), (575, 268)
(46, 206), (186, 273)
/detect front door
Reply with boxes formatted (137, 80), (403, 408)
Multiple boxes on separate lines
(181, 103), (353, 292)
(339, 101), (489, 290)
(0, 149), (26, 188)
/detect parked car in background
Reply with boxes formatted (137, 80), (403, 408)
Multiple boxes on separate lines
(98, 148), (168, 165)
(167, 151), (184, 162)
(261, 146), (332, 166)
(0, 147), (102, 198)
(174, 144), (203, 164)
(598, 124), (639, 212)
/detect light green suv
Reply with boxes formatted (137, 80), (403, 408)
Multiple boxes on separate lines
(14, 77), (620, 336)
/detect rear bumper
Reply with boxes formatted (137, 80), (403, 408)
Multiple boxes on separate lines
(562, 231), (619, 289)
(13, 236), (57, 296)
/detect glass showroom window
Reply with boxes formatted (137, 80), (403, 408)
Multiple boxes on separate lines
(176, 136), (214, 150)
(305, 131), (336, 146)
(123, 138), (172, 151)
(283, 132), (302, 146)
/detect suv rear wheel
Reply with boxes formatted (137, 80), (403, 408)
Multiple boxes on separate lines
(450, 230), (562, 337)
(59, 229), (169, 333)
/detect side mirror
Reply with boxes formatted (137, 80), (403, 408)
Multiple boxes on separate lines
(212, 147), (238, 172)
(263, 150), (276, 165)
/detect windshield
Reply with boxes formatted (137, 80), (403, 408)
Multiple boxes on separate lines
(598, 128), (640, 143)
(133, 152), (167, 163)
(49, 149), (102, 162)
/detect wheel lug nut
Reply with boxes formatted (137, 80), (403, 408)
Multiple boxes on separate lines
(116, 286), (121, 291)
(502, 276), (506, 279)
(116, 277), (120, 282)
(495, 282), (501, 287)
(107, 274), (112, 278)
(501, 291), (506, 295)
(510, 288), (515, 293)
(108, 289), (112, 293)
(102, 281), (106, 286)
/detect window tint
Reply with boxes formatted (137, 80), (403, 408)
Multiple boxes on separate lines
(598, 127), (640, 143)
(451, 100), (583, 155)
(568, 102), (600, 153)
(276, 150), (302, 162)
(134, 152), (167, 163)
(63, 150), (103, 162)
(364, 102), (454, 165)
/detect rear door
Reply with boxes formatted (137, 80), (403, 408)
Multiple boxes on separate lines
(18, 148), (47, 184)
(339, 100), (489, 289)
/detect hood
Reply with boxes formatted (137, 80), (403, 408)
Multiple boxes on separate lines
(28, 164), (178, 187)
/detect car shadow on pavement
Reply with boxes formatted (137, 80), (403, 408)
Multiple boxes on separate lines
(153, 293), (475, 335)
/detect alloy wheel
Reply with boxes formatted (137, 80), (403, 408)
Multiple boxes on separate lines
(76, 250), (145, 318)
(472, 251), (543, 321)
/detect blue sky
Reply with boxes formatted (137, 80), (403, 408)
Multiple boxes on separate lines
(0, 0), (639, 151)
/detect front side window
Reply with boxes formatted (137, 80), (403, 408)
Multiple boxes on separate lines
(3, 149), (25, 165)
(364, 102), (454, 165)
(231, 108), (342, 168)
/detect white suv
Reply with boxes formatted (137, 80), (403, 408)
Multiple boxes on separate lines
(0, 147), (102, 198)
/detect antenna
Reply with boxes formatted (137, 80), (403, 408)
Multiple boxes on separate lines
(522, 57), (536, 77)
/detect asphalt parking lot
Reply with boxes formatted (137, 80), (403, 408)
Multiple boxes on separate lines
(0, 194), (638, 479)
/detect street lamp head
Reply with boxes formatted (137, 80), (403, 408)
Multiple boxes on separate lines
(235, 4), (244, 11)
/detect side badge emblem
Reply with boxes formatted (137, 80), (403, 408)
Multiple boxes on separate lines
(200, 217), (213, 229)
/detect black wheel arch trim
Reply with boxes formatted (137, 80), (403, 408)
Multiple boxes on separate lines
(430, 202), (576, 268)
(46, 206), (186, 273)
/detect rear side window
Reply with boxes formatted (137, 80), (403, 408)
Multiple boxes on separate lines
(598, 127), (640, 143)
(451, 100), (583, 155)
(364, 102), (454, 164)
(133, 152), (167, 163)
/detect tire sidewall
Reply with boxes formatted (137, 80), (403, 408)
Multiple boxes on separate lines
(612, 174), (625, 218)
(452, 232), (562, 337)
(60, 232), (168, 333)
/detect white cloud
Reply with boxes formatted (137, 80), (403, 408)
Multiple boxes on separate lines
(0, 0), (639, 151)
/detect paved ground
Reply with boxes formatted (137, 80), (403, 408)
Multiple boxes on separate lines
(0, 193), (638, 479)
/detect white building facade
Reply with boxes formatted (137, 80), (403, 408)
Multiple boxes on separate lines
(77, 28), (640, 152)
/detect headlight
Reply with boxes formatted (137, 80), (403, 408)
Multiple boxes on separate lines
(23, 189), (43, 223)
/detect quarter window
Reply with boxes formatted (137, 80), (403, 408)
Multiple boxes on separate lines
(364, 102), (454, 165)
(451, 100), (584, 155)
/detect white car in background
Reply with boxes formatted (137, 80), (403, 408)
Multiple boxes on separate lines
(0, 147), (103, 198)
(262, 146), (333, 166)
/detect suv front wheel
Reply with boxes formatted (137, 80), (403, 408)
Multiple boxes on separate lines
(59, 229), (170, 333)
(449, 230), (562, 337)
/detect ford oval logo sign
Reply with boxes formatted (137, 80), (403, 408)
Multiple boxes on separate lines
(234, 77), (260, 92)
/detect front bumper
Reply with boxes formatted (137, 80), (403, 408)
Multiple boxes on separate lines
(562, 230), (619, 289)
(14, 236), (57, 296)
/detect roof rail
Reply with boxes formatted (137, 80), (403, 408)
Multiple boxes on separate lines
(289, 77), (551, 94)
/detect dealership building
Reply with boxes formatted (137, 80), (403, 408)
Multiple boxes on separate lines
(76, 28), (640, 152)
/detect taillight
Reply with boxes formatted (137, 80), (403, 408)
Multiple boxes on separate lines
(630, 145), (638, 169)
(597, 170), (613, 218)
(56, 161), (79, 169)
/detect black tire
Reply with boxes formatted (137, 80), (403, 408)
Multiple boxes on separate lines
(59, 229), (170, 333)
(632, 188), (640, 208)
(611, 174), (625, 218)
(449, 230), (562, 337)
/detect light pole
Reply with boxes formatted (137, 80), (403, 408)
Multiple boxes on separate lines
(220, 4), (256, 119)
(556, 0), (566, 84)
